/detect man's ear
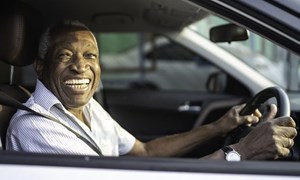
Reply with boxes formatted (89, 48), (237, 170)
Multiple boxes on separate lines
(33, 57), (45, 80)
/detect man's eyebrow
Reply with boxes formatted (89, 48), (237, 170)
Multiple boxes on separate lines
(83, 40), (98, 49)
(53, 41), (73, 49)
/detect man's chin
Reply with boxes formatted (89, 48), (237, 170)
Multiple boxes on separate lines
(63, 98), (91, 109)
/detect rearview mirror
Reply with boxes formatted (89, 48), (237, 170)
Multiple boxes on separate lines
(209, 24), (249, 43)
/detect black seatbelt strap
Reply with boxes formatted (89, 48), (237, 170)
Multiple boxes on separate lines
(0, 91), (103, 156)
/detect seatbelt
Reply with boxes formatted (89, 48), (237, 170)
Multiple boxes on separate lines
(0, 91), (103, 156)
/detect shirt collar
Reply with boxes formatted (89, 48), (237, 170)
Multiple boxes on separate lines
(33, 79), (62, 111)
(33, 79), (93, 113)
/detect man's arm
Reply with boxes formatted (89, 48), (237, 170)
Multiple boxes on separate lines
(128, 123), (226, 157)
(127, 104), (260, 157)
(127, 104), (297, 160)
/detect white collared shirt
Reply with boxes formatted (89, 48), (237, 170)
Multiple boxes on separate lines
(6, 80), (136, 156)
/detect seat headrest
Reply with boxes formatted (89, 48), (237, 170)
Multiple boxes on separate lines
(0, 1), (43, 66)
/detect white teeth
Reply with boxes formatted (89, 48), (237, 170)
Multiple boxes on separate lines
(67, 84), (88, 89)
(65, 79), (90, 89)
(65, 79), (90, 85)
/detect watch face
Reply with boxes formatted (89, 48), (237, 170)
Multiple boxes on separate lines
(226, 151), (241, 161)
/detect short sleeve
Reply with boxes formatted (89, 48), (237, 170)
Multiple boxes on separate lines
(112, 120), (136, 155)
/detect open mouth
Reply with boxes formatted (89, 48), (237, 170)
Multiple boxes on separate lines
(64, 79), (91, 89)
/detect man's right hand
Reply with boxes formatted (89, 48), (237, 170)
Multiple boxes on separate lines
(232, 104), (297, 160)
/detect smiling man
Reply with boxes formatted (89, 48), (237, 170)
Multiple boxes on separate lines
(35, 22), (101, 127)
(6, 20), (297, 160)
(6, 21), (136, 156)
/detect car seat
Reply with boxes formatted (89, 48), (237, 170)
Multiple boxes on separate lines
(0, 1), (42, 149)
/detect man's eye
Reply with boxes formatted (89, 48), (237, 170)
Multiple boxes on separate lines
(85, 53), (97, 60)
(58, 53), (71, 61)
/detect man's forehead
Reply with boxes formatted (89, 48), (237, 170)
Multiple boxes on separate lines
(51, 29), (97, 47)
(52, 28), (93, 39)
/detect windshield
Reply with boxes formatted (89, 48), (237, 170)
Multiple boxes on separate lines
(188, 15), (300, 92)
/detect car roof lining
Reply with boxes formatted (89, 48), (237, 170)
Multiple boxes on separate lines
(20, 0), (208, 33)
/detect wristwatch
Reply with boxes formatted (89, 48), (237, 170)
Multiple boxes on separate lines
(222, 146), (241, 162)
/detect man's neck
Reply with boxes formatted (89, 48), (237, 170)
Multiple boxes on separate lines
(68, 108), (91, 129)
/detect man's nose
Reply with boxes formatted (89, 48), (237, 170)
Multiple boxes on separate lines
(70, 55), (89, 73)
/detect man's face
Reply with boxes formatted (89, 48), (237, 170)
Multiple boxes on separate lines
(39, 27), (100, 110)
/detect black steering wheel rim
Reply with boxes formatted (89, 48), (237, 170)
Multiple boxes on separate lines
(239, 86), (290, 117)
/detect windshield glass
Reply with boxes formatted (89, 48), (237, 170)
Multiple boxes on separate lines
(188, 15), (300, 92)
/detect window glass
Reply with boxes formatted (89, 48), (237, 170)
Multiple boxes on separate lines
(98, 33), (220, 92)
(98, 15), (300, 92)
(189, 15), (300, 91)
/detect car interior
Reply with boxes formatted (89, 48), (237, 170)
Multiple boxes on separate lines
(0, 0), (299, 162)
(0, 0), (244, 156)
(2, 1), (300, 179)
(0, 1), (43, 149)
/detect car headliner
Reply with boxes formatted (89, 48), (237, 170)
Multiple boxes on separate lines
(20, 0), (207, 33)
(18, 0), (300, 58)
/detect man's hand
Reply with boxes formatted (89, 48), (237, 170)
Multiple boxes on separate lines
(232, 104), (297, 160)
(214, 104), (261, 136)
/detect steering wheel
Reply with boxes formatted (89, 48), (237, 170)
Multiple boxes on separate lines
(223, 86), (299, 160)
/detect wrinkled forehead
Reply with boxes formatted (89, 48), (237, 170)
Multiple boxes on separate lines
(50, 26), (98, 48)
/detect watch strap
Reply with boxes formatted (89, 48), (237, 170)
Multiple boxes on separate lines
(222, 146), (241, 161)
(222, 146), (234, 154)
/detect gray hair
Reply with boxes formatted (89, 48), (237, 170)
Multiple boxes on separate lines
(38, 20), (96, 60)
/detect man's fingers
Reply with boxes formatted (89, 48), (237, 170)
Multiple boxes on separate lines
(253, 109), (262, 118)
(241, 115), (259, 125)
(275, 116), (297, 128)
(276, 126), (298, 139)
(234, 103), (261, 126)
(277, 147), (291, 158)
(285, 138), (294, 148)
